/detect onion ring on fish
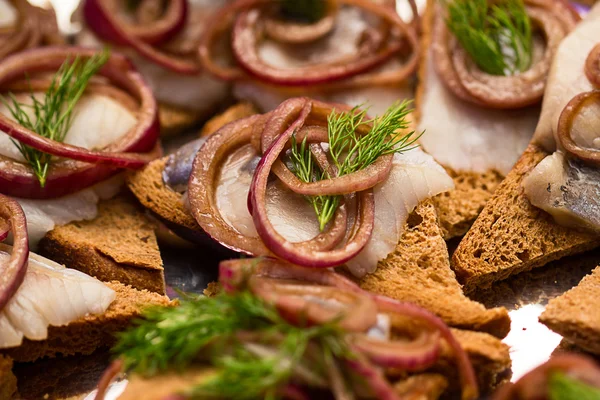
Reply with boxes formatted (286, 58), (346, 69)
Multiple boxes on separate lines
(0, 0), (62, 60)
(199, 0), (419, 88)
(432, 0), (579, 109)
(0, 47), (160, 199)
(0, 194), (29, 312)
(586, 43), (600, 88)
(0, 218), (8, 243)
(83, 0), (201, 74)
(94, 359), (124, 400)
(217, 257), (478, 400)
(557, 90), (600, 166)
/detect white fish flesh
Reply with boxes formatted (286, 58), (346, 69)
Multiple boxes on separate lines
(418, 45), (538, 176)
(76, 0), (229, 112)
(0, 92), (137, 162)
(0, 91), (135, 248)
(523, 4), (600, 231)
(0, 0), (16, 28)
(532, 3), (600, 151)
(214, 144), (453, 276)
(233, 7), (413, 116)
(0, 244), (115, 349)
(346, 148), (454, 277)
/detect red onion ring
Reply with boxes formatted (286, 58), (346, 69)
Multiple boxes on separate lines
(0, 194), (29, 312)
(83, 0), (200, 75)
(263, 0), (338, 44)
(94, 359), (124, 400)
(374, 297), (479, 400)
(0, 218), (8, 243)
(345, 355), (400, 400)
(0, 47), (160, 199)
(586, 43), (600, 88)
(353, 331), (441, 370)
(199, 0), (419, 88)
(556, 90), (600, 166)
(248, 100), (375, 268)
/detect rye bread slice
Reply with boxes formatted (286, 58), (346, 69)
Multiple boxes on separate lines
(540, 266), (600, 354)
(452, 144), (600, 292)
(0, 355), (16, 400)
(38, 194), (166, 294)
(393, 373), (448, 399)
(414, 0), (505, 240)
(2, 281), (172, 363)
(358, 200), (510, 338)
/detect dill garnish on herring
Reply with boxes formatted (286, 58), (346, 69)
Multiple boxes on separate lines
(1, 49), (110, 187)
(290, 101), (421, 231)
(113, 291), (352, 400)
(445, 0), (533, 76)
(548, 373), (600, 400)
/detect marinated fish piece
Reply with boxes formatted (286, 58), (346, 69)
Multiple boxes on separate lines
(0, 245), (115, 349)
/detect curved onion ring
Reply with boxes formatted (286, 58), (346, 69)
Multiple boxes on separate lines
(0, 47), (160, 199)
(93, 359), (124, 400)
(188, 115), (349, 256)
(432, 0), (579, 109)
(83, 0), (200, 75)
(586, 43), (600, 88)
(0, 219), (8, 243)
(353, 330), (441, 370)
(345, 355), (400, 400)
(199, 0), (419, 88)
(493, 354), (600, 400)
(556, 90), (600, 166)
(263, 0), (338, 44)
(0, 194), (29, 312)
(250, 275), (379, 332)
(248, 99), (375, 268)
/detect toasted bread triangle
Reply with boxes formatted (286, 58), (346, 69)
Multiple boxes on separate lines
(359, 200), (511, 338)
(38, 194), (166, 294)
(453, 144), (600, 292)
(0, 355), (16, 400)
(540, 266), (600, 354)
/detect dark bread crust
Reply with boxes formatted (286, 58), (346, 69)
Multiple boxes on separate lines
(453, 144), (600, 292)
(359, 200), (510, 338)
(0, 355), (16, 400)
(2, 282), (172, 363)
(415, 0), (506, 240)
(38, 194), (166, 294)
(540, 266), (600, 354)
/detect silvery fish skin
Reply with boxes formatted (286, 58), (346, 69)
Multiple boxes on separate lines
(0, 245), (115, 349)
(162, 138), (207, 193)
(524, 152), (600, 232)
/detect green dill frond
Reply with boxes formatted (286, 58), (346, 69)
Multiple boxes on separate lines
(1, 48), (110, 187)
(549, 372), (600, 400)
(445, 0), (532, 76)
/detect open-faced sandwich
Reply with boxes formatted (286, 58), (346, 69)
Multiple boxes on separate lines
(77, 0), (232, 135)
(453, 2), (600, 291)
(417, 0), (579, 238)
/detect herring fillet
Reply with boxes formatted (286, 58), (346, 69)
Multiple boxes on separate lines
(0, 245), (115, 349)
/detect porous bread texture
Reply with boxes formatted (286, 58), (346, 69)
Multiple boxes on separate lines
(540, 266), (600, 354)
(415, 0), (505, 240)
(2, 281), (172, 363)
(393, 373), (448, 400)
(453, 144), (600, 292)
(38, 194), (166, 294)
(0, 355), (16, 400)
(128, 103), (259, 235)
(359, 200), (510, 338)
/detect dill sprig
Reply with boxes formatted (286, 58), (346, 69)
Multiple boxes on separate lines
(114, 291), (352, 399)
(1, 49), (110, 187)
(289, 101), (421, 231)
(445, 0), (533, 76)
(549, 372), (600, 400)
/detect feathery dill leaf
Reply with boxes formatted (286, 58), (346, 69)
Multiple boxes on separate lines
(445, 0), (532, 76)
(290, 101), (421, 231)
(113, 291), (352, 399)
(1, 49), (110, 187)
(549, 373), (600, 400)
(280, 0), (326, 23)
